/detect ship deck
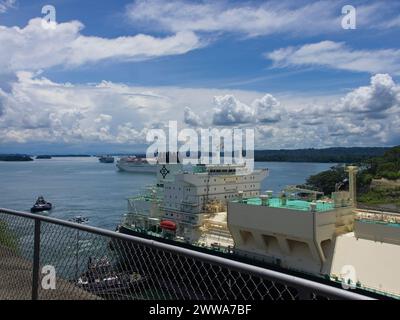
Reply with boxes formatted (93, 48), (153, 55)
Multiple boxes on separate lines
(234, 197), (335, 212)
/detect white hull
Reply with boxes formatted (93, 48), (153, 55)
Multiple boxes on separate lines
(116, 162), (157, 173)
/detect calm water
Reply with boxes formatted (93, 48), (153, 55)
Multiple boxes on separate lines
(0, 158), (334, 230)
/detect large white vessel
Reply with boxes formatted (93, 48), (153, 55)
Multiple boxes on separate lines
(116, 156), (157, 173)
(119, 162), (268, 249)
(228, 166), (400, 298)
(118, 163), (400, 298)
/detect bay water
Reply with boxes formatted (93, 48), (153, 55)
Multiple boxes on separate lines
(0, 157), (334, 230)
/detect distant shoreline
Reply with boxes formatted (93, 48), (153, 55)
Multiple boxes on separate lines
(0, 147), (390, 163)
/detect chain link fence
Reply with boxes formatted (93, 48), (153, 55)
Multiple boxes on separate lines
(0, 208), (373, 300)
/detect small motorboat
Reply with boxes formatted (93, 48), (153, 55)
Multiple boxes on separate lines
(31, 196), (52, 213)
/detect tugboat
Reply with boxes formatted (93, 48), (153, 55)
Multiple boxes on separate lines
(30, 196), (52, 213)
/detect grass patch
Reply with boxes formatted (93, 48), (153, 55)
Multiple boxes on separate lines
(0, 220), (19, 252)
(358, 188), (400, 207)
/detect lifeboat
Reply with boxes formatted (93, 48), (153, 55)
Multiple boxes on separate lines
(160, 220), (177, 231)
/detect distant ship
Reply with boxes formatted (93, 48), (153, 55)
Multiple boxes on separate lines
(36, 155), (52, 159)
(116, 156), (157, 173)
(98, 155), (115, 163)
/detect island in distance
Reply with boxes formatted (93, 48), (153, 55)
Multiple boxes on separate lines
(0, 154), (33, 162)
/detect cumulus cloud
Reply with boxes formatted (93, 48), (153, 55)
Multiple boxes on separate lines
(0, 18), (202, 74)
(266, 41), (400, 75)
(0, 72), (161, 144)
(252, 94), (282, 123)
(211, 93), (283, 126)
(126, 0), (395, 37)
(184, 106), (202, 127)
(0, 72), (399, 149)
(212, 95), (254, 125)
(338, 74), (400, 115)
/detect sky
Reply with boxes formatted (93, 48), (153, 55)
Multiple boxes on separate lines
(0, 0), (400, 153)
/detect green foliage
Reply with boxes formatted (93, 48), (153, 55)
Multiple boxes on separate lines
(364, 146), (400, 180)
(254, 147), (389, 163)
(305, 165), (346, 195)
(358, 188), (400, 206)
(304, 146), (400, 207)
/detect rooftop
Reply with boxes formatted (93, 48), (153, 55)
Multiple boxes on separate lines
(234, 197), (336, 212)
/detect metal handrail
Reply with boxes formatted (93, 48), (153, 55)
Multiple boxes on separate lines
(0, 207), (374, 300)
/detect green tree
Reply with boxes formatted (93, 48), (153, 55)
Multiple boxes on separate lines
(306, 165), (347, 195)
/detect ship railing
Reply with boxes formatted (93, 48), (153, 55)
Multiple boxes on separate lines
(0, 207), (376, 300)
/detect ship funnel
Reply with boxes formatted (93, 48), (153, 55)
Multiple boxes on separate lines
(346, 166), (358, 207)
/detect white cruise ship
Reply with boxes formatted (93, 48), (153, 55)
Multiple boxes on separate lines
(116, 156), (157, 173)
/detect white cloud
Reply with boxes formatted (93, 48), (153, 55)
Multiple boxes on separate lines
(0, 18), (202, 73)
(127, 0), (344, 37)
(338, 73), (400, 114)
(252, 94), (282, 123)
(184, 106), (202, 127)
(0, 0), (15, 13)
(212, 95), (254, 125)
(127, 0), (400, 38)
(266, 41), (400, 75)
(0, 72), (399, 149)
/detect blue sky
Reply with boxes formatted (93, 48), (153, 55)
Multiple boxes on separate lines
(0, 0), (400, 153)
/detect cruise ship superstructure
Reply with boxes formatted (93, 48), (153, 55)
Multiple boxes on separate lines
(116, 156), (157, 173)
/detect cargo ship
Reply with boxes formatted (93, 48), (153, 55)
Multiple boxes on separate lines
(116, 162), (400, 299)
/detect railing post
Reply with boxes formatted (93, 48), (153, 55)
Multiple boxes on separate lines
(32, 219), (41, 300)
